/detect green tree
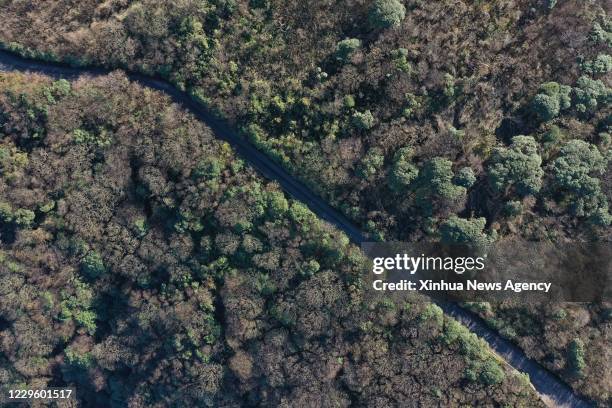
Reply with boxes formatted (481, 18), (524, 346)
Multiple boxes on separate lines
(300, 259), (320, 277)
(550, 139), (609, 223)
(288, 201), (317, 232)
(454, 167), (476, 188)
(0, 202), (13, 223)
(531, 82), (571, 121)
(267, 190), (289, 218)
(356, 147), (384, 179)
(391, 48), (411, 73)
(388, 147), (418, 192)
(343, 95), (356, 108)
(487, 136), (543, 196)
(440, 216), (493, 249)
(581, 54), (612, 75)
(352, 110), (375, 130)
(193, 157), (222, 180)
(573, 76), (611, 113)
(81, 251), (106, 279)
(335, 38), (361, 62)
(369, 0), (406, 29)
(503, 201), (523, 217)
(414, 158), (466, 214)
(479, 360), (505, 385)
(568, 338), (586, 377)
(532, 93), (559, 121)
(13, 208), (35, 228)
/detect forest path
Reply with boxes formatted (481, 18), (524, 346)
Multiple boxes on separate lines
(0, 49), (594, 408)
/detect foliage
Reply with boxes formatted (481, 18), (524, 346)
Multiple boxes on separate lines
(336, 38), (361, 63)
(414, 157), (466, 215)
(550, 139), (610, 223)
(193, 157), (223, 180)
(64, 347), (94, 369)
(479, 359), (506, 385)
(454, 167), (476, 188)
(0, 72), (542, 407)
(388, 147), (418, 192)
(503, 200), (523, 217)
(391, 48), (411, 73)
(568, 338), (586, 377)
(531, 82), (571, 121)
(368, 0), (406, 29)
(81, 251), (105, 279)
(581, 54), (612, 75)
(488, 136), (543, 197)
(1, 0), (609, 400)
(440, 216), (493, 249)
(572, 76), (611, 114)
(356, 147), (384, 179)
(267, 190), (289, 218)
(352, 110), (375, 130)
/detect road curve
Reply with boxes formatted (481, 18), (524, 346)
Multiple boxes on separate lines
(0, 49), (595, 408)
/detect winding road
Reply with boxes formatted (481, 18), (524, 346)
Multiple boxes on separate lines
(0, 49), (595, 408)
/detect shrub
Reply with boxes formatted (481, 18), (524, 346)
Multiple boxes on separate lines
(403, 93), (421, 118)
(591, 207), (612, 227)
(267, 191), (289, 218)
(391, 48), (411, 73)
(573, 76), (611, 113)
(531, 93), (560, 121)
(134, 218), (148, 237)
(440, 216), (493, 250)
(531, 82), (571, 121)
(550, 139), (609, 222)
(288, 201), (317, 232)
(72, 128), (112, 147)
(442, 73), (456, 100)
(414, 157), (466, 215)
(356, 147), (384, 179)
(13, 209), (35, 228)
(369, 0), (406, 29)
(503, 201), (522, 217)
(581, 54), (612, 75)
(441, 318), (464, 345)
(0, 202), (13, 223)
(568, 338), (586, 377)
(64, 347), (94, 369)
(343, 95), (356, 108)
(488, 135), (543, 197)
(454, 167), (476, 188)
(551, 140), (606, 187)
(598, 132), (611, 148)
(75, 310), (97, 334)
(194, 157), (222, 180)
(336, 38), (361, 62)
(352, 110), (375, 130)
(81, 251), (106, 279)
(300, 259), (320, 277)
(479, 360), (505, 385)
(589, 22), (612, 46)
(541, 125), (562, 146)
(388, 147), (418, 192)
(418, 158), (465, 200)
(419, 303), (444, 328)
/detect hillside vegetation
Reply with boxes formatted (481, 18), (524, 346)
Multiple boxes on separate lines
(0, 0), (610, 403)
(0, 71), (543, 406)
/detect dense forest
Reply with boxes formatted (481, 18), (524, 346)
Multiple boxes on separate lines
(0, 72), (543, 406)
(0, 0), (610, 405)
